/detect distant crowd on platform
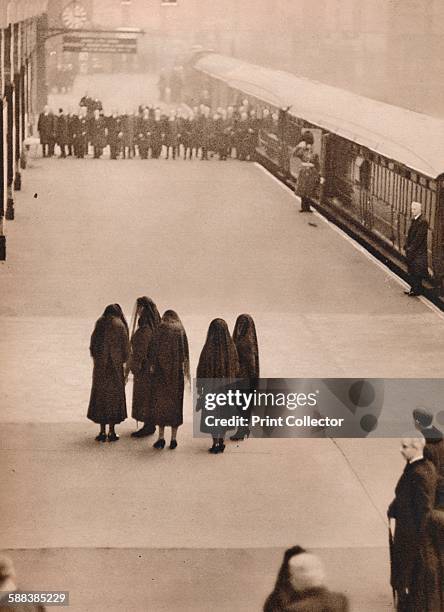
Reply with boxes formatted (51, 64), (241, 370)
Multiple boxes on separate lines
(36, 93), (280, 162)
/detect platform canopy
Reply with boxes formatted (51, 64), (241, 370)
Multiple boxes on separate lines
(0, 0), (47, 28)
(195, 53), (444, 179)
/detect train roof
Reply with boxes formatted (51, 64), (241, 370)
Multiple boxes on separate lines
(194, 53), (444, 180)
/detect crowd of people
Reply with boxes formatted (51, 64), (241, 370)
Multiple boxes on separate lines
(87, 297), (259, 454)
(37, 94), (280, 162)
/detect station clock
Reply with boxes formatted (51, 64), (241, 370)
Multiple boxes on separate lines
(62, 1), (87, 29)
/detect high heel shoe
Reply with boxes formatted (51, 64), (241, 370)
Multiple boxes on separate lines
(153, 438), (165, 449)
(169, 440), (178, 450)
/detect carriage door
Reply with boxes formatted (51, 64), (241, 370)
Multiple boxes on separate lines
(354, 156), (373, 228)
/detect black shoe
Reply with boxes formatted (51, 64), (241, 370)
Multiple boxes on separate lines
(404, 290), (420, 296)
(153, 438), (165, 449)
(217, 442), (226, 453)
(108, 432), (119, 442)
(208, 443), (219, 454)
(95, 433), (107, 442)
(131, 426), (155, 438)
(170, 440), (178, 450)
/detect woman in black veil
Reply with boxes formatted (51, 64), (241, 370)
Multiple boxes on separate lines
(196, 318), (239, 454)
(128, 296), (161, 438)
(230, 313), (259, 441)
(87, 304), (130, 441)
(148, 310), (190, 449)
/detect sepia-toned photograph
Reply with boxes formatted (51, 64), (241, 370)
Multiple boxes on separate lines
(1, 1), (444, 610)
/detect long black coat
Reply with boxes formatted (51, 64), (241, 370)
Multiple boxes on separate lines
(55, 114), (68, 145)
(405, 215), (428, 277)
(388, 458), (437, 608)
(87, 317), (129, 425)
(264, 586), (349, 612)
(147, 321), (188, 428)
(422, 426), (444, 508)
(37, 113), (55, 145)
(129, 325), (155, 423)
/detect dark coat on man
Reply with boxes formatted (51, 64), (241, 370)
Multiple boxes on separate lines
(90, 116), (107, 148)
(55, 113), (69, 146)
(263, 586), (349, 612)
(129, 325), (156, 424)
(37, 112), (55, 145)
(422, 426), (444, 509)
(405, 215), (428, 277)
(388, 458), (438, 610)
(426, 509), (444, 612)
(87, 313), (129, 425)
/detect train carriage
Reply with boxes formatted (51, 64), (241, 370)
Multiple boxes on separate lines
(188, 52), (444, 295)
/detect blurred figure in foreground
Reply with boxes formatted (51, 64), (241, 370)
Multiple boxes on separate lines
(0, 556), (46, 611)
(264, 546), (349, 611)
(87, 304), (129, 442)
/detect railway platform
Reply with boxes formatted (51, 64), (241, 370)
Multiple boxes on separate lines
(1, 155), (444, 610)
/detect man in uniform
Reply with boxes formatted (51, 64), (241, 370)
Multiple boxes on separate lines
(404, 201), (428, 296)
(150, 108), (163, 159)
(90, 109), (107, 159)
(107, 111), (122, 160)
(77, 107), (89, 158)
(55, 108), (68, 158)
(137, 108), (151, 159)
(388, 437), (437, 611)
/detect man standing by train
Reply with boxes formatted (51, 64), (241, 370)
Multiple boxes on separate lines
(404, 201), (428, 296)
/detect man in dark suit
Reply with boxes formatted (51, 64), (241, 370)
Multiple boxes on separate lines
(55, 109), (68, 158)
(414, 408), (444, 508)
(388, 437), (437, 611)
(37, 106), (55, 158)
(404, 201), (428, 296)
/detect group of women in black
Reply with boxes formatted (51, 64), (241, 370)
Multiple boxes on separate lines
(87, 297), (259, 453)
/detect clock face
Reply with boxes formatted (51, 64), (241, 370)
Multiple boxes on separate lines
(62, 2), (87, 29)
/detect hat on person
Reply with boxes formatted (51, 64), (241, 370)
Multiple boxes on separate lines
(413, 407), (434, 428)
(288, 552), (325, 592)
